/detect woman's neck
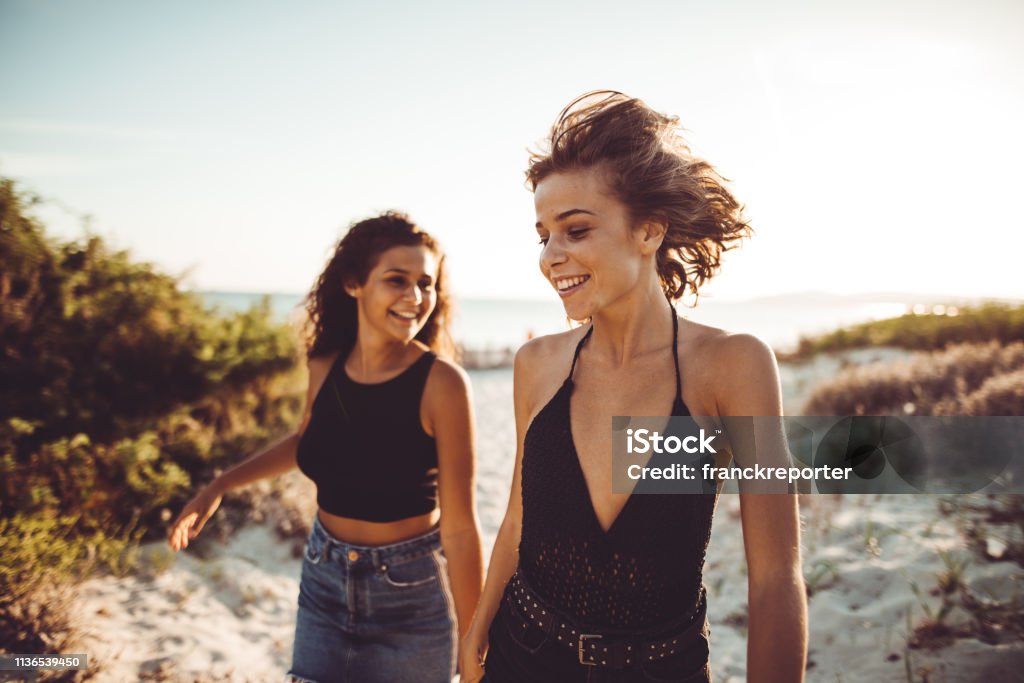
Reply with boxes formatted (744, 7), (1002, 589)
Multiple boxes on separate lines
(347, 328), (417, 379)
(588, 277), (674, 367)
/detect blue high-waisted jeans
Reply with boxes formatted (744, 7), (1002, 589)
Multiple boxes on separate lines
(288, 515), (457, 683)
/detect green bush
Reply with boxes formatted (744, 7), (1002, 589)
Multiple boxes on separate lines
(1, 180), (297, 448)
(789, 303), (1024, 359)
(0, 178), (303, 641)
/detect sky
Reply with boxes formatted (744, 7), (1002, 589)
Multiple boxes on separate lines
(1, 0), (1022, 302)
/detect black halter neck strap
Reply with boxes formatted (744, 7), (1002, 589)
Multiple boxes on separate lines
(567, 325), (594, 380)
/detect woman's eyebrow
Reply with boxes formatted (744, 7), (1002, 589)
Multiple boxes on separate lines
(535, 208), (596, 228)
(384, 268), (434, 281)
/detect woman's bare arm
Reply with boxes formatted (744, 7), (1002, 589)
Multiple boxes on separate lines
(426, 359), (484, 642)
(717, 334), (808, 683)
(458, 340), (546, 682)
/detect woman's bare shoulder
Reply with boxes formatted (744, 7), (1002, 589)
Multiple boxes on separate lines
(680, 317), (774, 368)
(515, 327), (587, 373)
(424, 355), (471, 397)
(681, 317), (781, 418)
(678, 317), (780, 412)
(513, 327), (588, 411)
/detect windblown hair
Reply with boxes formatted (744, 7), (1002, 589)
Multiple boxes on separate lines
(303, 212), (454, 360)
(527, 91), (752, 301)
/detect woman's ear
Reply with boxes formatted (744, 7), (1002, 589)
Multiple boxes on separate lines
(635, 217), (668, 255)
(344, 279), (361, 298)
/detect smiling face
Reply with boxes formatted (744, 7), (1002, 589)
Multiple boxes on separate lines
(535, 167), (662, 321)
(347, 244), (439, 344)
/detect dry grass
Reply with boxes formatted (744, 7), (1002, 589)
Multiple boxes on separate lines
(804, 341), (1024, 415)
(0, 581), (104, 681)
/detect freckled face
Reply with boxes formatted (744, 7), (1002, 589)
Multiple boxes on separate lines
(348, 245), (439, 343)
(534, 168), (647, 321)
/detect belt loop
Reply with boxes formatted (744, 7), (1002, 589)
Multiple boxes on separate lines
(320, 536), (332, 562)
(313, 515), (330, 562)
(371, 547), (381, 569)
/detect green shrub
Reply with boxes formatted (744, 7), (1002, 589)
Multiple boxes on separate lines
(0, 177), (304, 647)
(790, 303), (1024, 359)
(1, 178), (296, 450)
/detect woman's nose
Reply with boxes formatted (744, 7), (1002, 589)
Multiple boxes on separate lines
(404, 284), (423, 305)
(540, 238), (567, 272)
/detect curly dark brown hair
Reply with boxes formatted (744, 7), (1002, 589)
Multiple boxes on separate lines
(303, 212), (454, 360)
(527, 91), (752, 301)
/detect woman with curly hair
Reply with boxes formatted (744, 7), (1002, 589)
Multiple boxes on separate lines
(460, 92), (807, 682)
(169, 212), (483, 682)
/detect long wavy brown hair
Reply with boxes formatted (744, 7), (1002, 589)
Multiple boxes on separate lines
(527, 91), (752, 302)
(303, 212), (455, 360)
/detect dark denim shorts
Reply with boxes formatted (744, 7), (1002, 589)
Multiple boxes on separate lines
(287, 515), (457, 683)
(482, 583), (711, 683)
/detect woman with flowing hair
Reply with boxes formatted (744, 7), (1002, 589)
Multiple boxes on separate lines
(460, 92), (807, 682)
(169, 212), (483, 682)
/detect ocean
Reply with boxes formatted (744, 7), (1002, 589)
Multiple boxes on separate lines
(195, 290), (988, 353)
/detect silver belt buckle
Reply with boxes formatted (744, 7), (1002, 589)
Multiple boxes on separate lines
(578, 633), (603, 666)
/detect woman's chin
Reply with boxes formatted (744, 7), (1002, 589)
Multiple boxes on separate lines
(560, 300), (592, 322)
(385, 322), (420, 343)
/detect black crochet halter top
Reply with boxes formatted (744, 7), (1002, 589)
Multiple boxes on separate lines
(518, 310), (719, 630)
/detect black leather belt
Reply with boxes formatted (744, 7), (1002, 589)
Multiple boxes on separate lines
(503, 571), (707, 669)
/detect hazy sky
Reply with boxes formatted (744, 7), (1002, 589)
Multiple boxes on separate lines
(2, 0), (1021, 301)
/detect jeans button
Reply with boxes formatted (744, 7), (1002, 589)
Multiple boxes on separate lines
(347, 550), (359, 562)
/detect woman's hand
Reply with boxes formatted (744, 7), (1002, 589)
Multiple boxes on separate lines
(458, 622), (488, 683)
(168, 483), (223, 551)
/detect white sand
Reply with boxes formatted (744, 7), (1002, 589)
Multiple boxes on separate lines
(70, 363), (1024, 681)
(704, 494), (1024, 682)
(76, 525), (301, 680)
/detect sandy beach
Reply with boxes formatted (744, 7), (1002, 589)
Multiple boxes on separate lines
(70, 360), (1024, 681)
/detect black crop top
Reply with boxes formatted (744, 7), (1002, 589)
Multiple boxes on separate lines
(296, 350), (439, 522)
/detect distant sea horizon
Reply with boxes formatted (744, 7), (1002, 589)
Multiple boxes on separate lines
(194, 290), (1018, 353)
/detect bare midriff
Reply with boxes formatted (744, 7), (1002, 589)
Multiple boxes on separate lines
(317, 507), (441, 546)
